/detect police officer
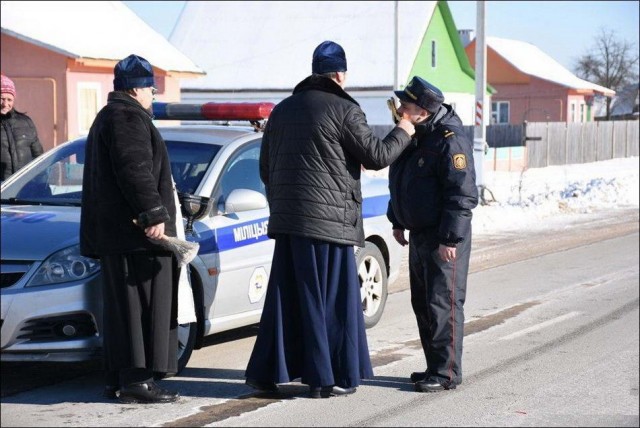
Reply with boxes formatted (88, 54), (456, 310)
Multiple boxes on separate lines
(387, 76), (478, 392)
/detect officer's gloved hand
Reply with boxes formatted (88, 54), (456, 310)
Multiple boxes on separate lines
(386, 97), (401, 124)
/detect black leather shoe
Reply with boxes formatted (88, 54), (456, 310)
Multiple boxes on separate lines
(246, 378), (279, 393)
(103, 385), (119, 399)
(309, 385), (357, 398)
(410, 371), (427, 383)
(118, 382), (179, 403)
(414, 379), (456, 393)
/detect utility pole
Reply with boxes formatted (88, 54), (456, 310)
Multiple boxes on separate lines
(394, 0), (399, 90)
(474, 1), (488, 203)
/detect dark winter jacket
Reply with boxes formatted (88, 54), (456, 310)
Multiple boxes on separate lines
(260, 75), (412, 247)
(80, 91), (177, 258)
(1, 109), (43, 180)
(387, 104), (478, 246)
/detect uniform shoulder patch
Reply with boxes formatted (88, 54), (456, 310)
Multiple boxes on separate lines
(453, 153), (467, 170)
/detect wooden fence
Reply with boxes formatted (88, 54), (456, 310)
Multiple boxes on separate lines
(373, 124), (523, 148)
(373, 120), (639, 169)
(523, 121), (639, 168)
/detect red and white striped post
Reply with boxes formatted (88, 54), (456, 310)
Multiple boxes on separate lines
(475, 100), (483, 127)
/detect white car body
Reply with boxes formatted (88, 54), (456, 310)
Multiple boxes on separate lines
(0, 122), (401, 371)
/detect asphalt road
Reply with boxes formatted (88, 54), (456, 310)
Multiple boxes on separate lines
(1, 207), (638, 427)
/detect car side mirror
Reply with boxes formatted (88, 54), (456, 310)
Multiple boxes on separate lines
(224, 189), (267, 214)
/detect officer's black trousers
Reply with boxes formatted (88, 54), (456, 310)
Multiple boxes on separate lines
(408, 228), (471, 387)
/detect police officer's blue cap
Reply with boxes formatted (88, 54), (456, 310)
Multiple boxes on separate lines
(113, 54), (155, 90)
(394, 76), (444, 113)
(312, 41), (347, 74)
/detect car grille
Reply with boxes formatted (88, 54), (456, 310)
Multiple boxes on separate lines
(1, 272), (25, 288)
(17, 313), (98, 342)
(1, 261), (32, 288)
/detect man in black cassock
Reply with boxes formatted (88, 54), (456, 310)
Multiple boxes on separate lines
(244, 40), (415, 398)
(80, 54), (180, 404)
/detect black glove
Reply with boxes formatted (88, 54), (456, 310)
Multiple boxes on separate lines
(386, 97), (401, 124)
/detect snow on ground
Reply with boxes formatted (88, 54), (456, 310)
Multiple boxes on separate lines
(365, 157), (639, 236)
(474, 157), (638, 234)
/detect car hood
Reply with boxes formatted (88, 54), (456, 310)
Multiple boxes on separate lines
(361, 174), (389, 197)
(1, 205), (80, 261)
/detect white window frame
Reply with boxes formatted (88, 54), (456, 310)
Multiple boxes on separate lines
(491, 101), (510, 124)
(77, 82), (102, 135)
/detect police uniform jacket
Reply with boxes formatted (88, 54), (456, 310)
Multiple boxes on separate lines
(260, 75), (411, 247)
(387, 104), (478, 246)
(1, 109), (43, 180)
(80, 91), (177, 257)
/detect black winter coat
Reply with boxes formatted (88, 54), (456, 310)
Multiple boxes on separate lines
(80, 92), (177, 258)
(387, 104), (478, 245)
(1, 110), (43, 180)
(260, 75), (412, 247)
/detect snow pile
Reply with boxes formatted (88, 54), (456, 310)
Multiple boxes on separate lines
(474, 157), (638, 234)
(365, 157), (639, 235)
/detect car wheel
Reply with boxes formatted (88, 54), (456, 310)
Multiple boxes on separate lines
(356, 242), (388, 329)
(176, 321), (197, 374)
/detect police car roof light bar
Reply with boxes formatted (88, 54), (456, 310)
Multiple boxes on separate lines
(153, 102), (274, 121)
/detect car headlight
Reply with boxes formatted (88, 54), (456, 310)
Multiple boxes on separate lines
(27, 245), (101, 287)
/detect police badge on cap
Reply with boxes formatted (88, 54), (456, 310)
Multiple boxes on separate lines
(394, 76), (444, 113)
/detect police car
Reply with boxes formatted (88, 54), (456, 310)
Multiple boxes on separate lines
(0, 102), (402, 373)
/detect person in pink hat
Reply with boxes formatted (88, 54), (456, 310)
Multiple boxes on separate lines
(1, 74), (43, 180)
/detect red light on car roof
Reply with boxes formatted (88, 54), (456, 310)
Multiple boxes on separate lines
(152, 102), (274, 122)
(201, 102), (274, 121)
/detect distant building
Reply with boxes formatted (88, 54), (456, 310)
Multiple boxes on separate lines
(170, 1), (491, 126)
(464, 36), (615, 124)
(1, 1), (204, 151)
(596, 83), (640, 120)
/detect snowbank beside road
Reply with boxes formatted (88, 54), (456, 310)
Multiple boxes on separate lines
(474, 157), (638, 234)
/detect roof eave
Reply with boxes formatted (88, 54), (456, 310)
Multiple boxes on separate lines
(1, 28), (79, 58)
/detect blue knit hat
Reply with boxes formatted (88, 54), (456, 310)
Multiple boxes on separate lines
(312, 41), (347, 74)
(113, 54), (155, 90)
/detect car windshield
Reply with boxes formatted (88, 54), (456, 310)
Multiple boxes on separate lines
(1, 138), (221, 206)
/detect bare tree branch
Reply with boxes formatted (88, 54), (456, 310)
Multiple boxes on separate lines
(573, 27), (639, 119)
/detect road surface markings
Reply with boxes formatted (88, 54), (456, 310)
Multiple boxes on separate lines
(497, 311), (581, 341)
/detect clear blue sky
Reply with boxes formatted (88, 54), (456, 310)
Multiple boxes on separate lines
(123, 1), (639, 72)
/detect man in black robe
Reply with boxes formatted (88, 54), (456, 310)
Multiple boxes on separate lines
(80, 54), (180, 404)
(244, 41), (415, 398)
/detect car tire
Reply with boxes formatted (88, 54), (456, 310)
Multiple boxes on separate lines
(176, 321), (197, 374)
(356, 242), (388, 329)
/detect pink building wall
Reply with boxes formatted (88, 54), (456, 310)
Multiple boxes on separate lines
(491, 77), (571, 124)
(66, 72), (183, 139)
(1, 34), (68, 151)
(2, 33), (186, 151)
